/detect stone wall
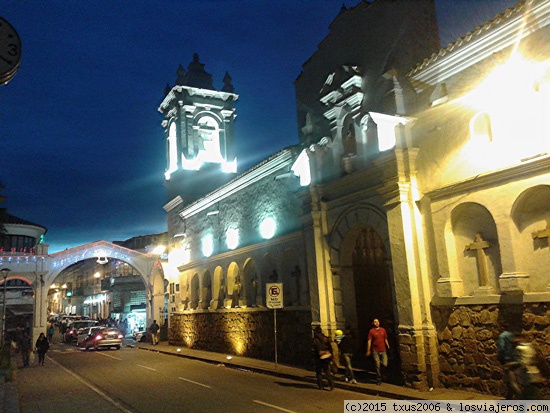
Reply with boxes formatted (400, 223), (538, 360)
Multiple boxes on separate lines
(169, 308), (313, 367)
(432, 302), (550, 398)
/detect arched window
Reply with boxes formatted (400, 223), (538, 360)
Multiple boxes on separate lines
(197, 116), (223, 163)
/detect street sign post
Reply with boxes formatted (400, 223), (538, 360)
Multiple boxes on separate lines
(266, 283), (283, 309)
(266, 283), (283, 368)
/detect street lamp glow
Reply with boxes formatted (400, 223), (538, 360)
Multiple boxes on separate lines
(152, 245), (166, 255)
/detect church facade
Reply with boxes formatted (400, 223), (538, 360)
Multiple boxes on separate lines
(161, 0), (550, 395)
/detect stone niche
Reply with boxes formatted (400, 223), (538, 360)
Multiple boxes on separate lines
(168, 309), (312, 367)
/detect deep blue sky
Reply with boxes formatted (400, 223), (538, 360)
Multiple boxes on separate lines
(1, 0), (518, 253)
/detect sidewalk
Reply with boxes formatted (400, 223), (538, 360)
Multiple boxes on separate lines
(135, 341), (501, 401)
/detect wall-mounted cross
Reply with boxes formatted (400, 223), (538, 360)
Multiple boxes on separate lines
(465, 233), (490, 287)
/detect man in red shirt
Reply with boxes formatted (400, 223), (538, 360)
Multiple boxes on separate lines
(366, 318), (389, 385)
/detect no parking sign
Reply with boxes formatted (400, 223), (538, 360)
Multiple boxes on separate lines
(266, 283), (283, 309)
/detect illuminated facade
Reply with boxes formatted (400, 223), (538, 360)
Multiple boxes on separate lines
(162, 0), (550, 396)
(160, 53), (238, 205)
(0, 214), (47, 337)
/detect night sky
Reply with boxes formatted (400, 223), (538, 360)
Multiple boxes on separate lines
(1, 0), (519, 253)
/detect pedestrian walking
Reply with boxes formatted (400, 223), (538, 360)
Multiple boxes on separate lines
(338, 326), (357, 384)
(513, 337), (543, 400)
(497, 324), (520, 399)
(35, 332), (50, 366)
(366, 318), (389, 385)
(19, 330), (32, 367)
(47, 323), (55, 343)
(149, 320), (160, 345)
(312, 325), (334, 391)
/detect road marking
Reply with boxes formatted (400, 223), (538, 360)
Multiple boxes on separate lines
(178, 377), (211, 389)
(98, 352), (123, 361)
(253, 400), (298, 413)
(48, 357), (134, 413)
(137, 364), (157, 371)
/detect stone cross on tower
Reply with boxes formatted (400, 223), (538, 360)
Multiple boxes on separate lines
(465, 233), (490, 287)
(531, 218), (550, 242)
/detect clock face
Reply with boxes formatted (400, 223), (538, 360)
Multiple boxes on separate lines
(0, 16), (22, 85)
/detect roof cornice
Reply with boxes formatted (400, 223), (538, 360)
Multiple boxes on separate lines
(408, 0), (550, 92)
(179, 149), (295, 220)
(158, 85), (239, 113)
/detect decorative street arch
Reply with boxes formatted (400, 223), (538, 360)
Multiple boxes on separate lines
(29, 240), (164, 341)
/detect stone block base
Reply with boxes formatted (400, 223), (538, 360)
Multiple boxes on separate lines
(436, 278), (464, 297)
(499, 272), (529, 293)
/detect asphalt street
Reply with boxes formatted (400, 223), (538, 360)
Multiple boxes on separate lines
(15, 341), (387, 413)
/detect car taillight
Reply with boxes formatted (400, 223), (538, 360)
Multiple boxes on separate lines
(95, 335), (103, 341)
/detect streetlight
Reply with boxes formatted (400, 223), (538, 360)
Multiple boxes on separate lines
(1, 268), (11, 348)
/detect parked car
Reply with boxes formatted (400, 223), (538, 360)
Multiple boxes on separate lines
(82, 327), (123, 350)
(132, 329), (146, 342)
(76, 326), (102, 348)
(63, 320), (99, 343)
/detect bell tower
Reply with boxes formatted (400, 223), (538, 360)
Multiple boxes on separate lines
(159, 54), (238, 205)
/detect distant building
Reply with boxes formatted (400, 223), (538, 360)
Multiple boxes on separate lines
(160, 0), (550, 396)
(0, 213), (47, 335)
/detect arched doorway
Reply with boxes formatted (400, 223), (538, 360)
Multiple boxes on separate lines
(329, 207), (401, 381)
(351, 228), (395, 354)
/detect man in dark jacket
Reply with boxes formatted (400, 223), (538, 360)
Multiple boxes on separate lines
(338, 326), (357, 384)
(149, 320), (160, 345)
(19, 330), (32, 367)
(312, 326), (334, 391)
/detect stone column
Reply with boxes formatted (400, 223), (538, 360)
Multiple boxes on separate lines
(307, 188), (337, 331)
(385, 147), (439, 390)
(32, 273), (48, 342)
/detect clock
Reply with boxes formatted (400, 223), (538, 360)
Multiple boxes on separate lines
(0, 16), (22, 86)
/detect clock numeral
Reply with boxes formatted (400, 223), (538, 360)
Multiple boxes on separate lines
(7, 43), (19, 57)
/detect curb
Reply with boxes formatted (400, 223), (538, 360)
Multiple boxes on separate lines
(137, 346), (428, 400)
